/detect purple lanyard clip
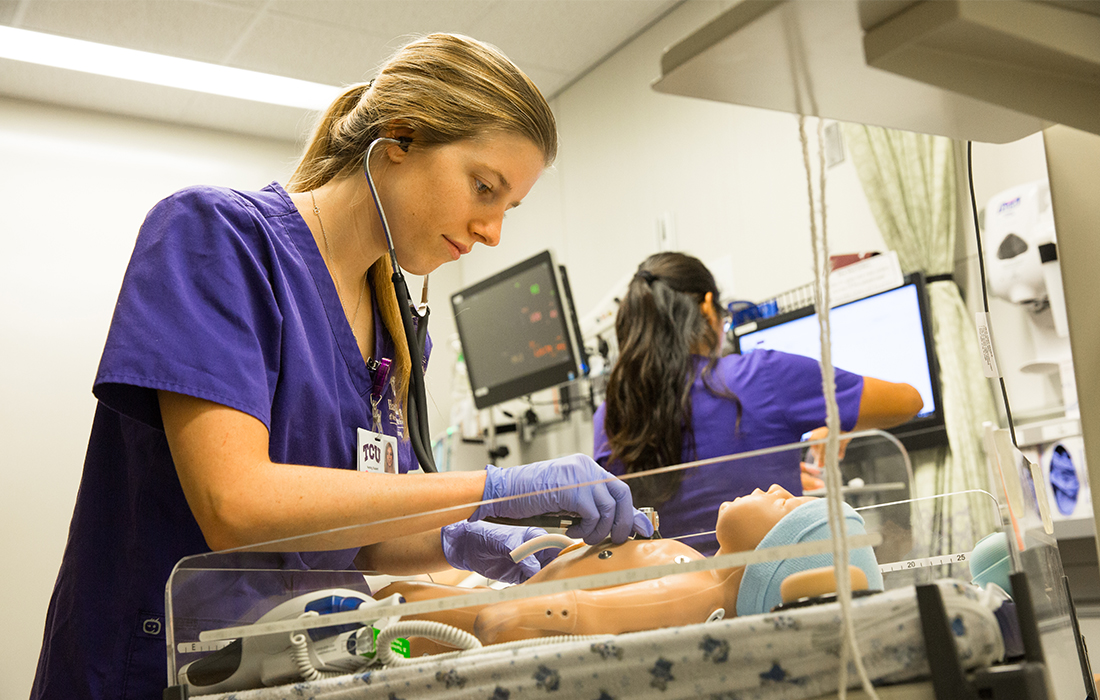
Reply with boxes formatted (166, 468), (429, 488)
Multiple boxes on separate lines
(369, 357), (392, 404)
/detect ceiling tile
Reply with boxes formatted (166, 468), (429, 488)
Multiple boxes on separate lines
(0, 0), (20, 24)
(230, 11), (395, 85)
(471, 0), (677, 74)
(15, 0), (256, 63)
(268, 0), (497, 37)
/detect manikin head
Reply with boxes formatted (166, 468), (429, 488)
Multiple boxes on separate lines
(714, 485), (883, 616)
(715, 485), (817, 556)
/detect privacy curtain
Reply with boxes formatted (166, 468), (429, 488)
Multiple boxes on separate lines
(841, 124), (1000, 556)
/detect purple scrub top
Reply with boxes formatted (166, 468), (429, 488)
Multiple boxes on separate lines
(593, 349), (862, 553)
(32, 183), (430, 700)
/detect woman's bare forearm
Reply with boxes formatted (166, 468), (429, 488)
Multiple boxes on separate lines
(160, 390), (488, 551)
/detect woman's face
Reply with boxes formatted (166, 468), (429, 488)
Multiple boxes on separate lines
(384, 444), (394, 470)
(716, 485), (817, 553)
(377, 131), (545, 275)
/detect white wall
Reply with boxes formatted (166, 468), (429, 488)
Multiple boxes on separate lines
(0, 97), (301, 699)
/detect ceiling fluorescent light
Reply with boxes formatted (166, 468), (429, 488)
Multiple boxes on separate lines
(0, 26), (341, 110)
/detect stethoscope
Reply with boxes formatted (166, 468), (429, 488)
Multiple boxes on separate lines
(363, 137), (437, 473)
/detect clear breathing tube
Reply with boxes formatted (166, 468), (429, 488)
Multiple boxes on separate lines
(363, 137), (436, 473)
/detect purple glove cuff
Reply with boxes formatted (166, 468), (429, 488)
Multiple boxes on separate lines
(470, 464), (506, 522)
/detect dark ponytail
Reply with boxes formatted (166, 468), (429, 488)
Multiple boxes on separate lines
(603, 252), (740, 508)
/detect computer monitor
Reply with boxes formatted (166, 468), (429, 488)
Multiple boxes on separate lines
(731, 273), (946, 450)
(451, 250), (588, 410)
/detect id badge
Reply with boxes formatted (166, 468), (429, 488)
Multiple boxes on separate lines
(357, 428), (399, 474)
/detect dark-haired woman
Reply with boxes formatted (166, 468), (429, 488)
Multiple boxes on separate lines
(593, 252), (923, 554)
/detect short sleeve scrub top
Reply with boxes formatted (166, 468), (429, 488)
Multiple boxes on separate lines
(593, 350), (862, 554)
(31, 183), (428, 700)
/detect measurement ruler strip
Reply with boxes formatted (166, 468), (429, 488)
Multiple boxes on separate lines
(879, 551), (970, 573)
(199, 532), (881, 642)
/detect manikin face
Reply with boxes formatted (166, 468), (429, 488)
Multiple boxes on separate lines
(716, 485), (816, 554)
(377, 131), (545, 275)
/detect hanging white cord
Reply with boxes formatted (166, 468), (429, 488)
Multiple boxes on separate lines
(786, 10), (878, 700)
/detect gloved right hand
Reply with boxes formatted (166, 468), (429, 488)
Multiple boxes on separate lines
(469, 454), (654, 545)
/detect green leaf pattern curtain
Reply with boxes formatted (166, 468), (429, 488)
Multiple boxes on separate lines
(841, 124), (999, 554)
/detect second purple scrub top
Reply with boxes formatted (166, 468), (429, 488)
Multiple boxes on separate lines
(593, 349), (862, 553)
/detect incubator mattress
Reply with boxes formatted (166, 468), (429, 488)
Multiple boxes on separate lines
(194, 579), (1004, 700)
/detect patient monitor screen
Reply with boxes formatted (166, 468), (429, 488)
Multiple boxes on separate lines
(452, 250), (583, 409)
(734, 282), (938, 419)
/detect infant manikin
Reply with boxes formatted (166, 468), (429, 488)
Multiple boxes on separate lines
(375, 485), (882, 651)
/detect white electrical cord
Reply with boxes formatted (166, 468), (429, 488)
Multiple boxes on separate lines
(786, 12), (878, 700)
(376, 620), (608, 666)
(376, 620), (482, 665)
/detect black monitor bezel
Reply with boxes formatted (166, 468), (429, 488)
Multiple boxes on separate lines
(731, 272), (946, 451)
(450, 250), (587, 410)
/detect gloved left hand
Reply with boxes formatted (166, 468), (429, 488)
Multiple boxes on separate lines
(440, 521), (557, 585)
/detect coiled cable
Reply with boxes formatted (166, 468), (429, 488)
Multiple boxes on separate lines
(289, 630), (349, 682)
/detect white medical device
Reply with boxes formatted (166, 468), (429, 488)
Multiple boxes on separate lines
(176, 589), (404, 694)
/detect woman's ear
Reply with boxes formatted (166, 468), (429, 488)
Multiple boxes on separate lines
(384, 125), (416, 163)
(700, 292), (718, 326)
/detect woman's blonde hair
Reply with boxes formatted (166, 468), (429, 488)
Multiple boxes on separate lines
(287, 33), (557, 419)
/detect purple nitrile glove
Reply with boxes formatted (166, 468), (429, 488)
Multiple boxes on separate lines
(440, 521), (556, 584)
(470, 453), (655, 545)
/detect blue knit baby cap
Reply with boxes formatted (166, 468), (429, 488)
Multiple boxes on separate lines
(736, 498), (883, 617)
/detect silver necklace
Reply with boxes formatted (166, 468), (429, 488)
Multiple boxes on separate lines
(311, 190), (366, 326)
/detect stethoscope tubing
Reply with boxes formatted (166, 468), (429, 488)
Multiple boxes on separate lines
(363, 137), (436, 473)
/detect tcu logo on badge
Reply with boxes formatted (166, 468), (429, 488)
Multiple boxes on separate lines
(362, 443), (381, 462)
